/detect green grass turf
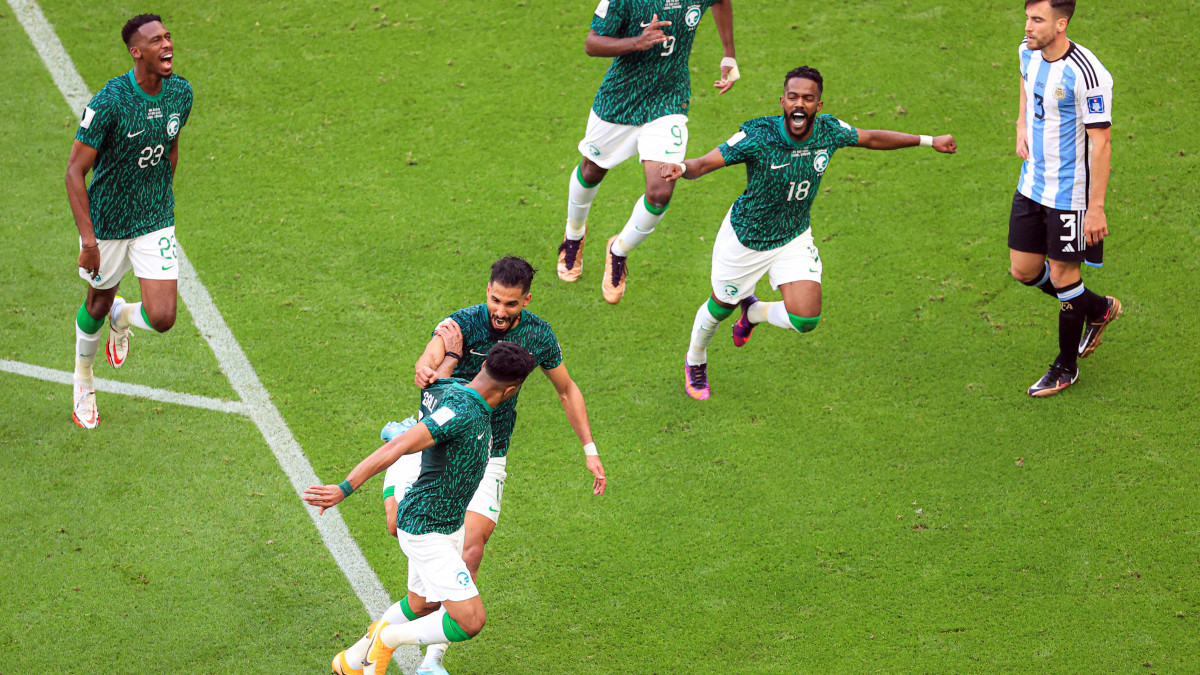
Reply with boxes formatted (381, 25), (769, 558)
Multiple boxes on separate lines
(2, 0), (1198, 672)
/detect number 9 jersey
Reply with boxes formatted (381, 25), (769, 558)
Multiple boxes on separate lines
(75, 69), (193, 241)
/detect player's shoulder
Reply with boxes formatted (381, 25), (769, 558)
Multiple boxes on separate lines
(518, 308), (553, 331)
(167, 73), (194, 95)
(451, 303), (488, 322)
(816, 113), (854, 132)
(91, 72), (132, 105)
(1067, 42), (1112, 87)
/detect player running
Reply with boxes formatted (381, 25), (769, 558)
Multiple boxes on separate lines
(305, 342), (540, 675)
(661, 66), (956, 399)
(65, 14), (192, 428)
(1008, 0), (1120, 397)
(556, 0), (736, 304)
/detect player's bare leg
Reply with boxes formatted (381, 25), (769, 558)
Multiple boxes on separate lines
(604, 162), (674, 303)
(1009, 249), (1057, 297)
(559, 159), (607, 282)
(74, 285), (119, 428)
(365, 595), (484, 674)
(338, 592), (438, 674)
(108, 278), (177, 370)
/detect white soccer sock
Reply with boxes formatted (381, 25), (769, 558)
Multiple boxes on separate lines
(74, 324), (101, 380)
(565, 167), (599, 240)
(686, 302), (722, 366)
(382, 608), (453, 648)
(766, 302), (795, 330)
(610, 196), (666, 257)
(746, 300), (771, 326)
(422, 642), (449, 666)
(119, 302), (154, 331)
(343, 600), (415, 666)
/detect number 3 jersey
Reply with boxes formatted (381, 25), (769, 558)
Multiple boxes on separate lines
(718, 114), (859, 252)
(75, 70), (194, 240)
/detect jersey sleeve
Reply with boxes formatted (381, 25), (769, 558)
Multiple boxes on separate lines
(1081, 64), (1113, 129)
(824, 116), (860, 149)
(590, 0), (625, 36)
(534, 324), (564, 370)
(422, 402), (477, 445)
(443, 306), (490, 346)
(718, 123), (758, 165)
(74, 89), (113, 150)
(1018, 40), (1032, 80)
(179, 80), (194, 128)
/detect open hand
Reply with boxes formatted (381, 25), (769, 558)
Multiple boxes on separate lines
(303, 484), (345, 515)
(586, 455), (606, 495)
(634, 14), (671, 51)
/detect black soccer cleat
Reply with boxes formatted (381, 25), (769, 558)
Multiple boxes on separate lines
(1078, 296), (1122, 358)
(1027, 363), (1079, 397)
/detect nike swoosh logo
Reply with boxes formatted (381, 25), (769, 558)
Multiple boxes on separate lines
(488, 506), (499, 512)
(640, 20), (652, 26)
(810, 268), (819, 273)
(469, 349), (489, 356)
(771, 163), (790, 170)
(477, 432), (486, 439)
(127, 129), (145, 138)
(162, 264), (175, 271)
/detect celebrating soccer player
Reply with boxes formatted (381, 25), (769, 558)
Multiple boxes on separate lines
(661, 66), (956, 399)
(64, 14), (192, 428)
(306, 343), (540, 675)
(556, 0), (736, 304)
(1008, 0), (1120, 397)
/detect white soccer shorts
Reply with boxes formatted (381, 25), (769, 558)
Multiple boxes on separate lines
(384, 455), (507, 525)
(710, 209), (822, 305)
(577, 110), (689, 169)
(397, 526), (479, 603)
(79, 226), (179, 290)
(382, 451), (423, 503)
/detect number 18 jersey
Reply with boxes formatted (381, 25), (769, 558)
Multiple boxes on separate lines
(75, 70), (194, 241)
(718, 114), (859, 252)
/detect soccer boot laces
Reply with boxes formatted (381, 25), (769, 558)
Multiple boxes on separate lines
(106, 296), (131, 368)
(731, 294), (760, 347)
(685, 361), (710, 400)
(1027, 363), (1079, 397)
(557, 230), (585, 282)
(602, 235), (627, 304)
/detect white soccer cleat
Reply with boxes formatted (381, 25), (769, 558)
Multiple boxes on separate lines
(72, 377), (98, 429)
(415, 663), (450, 675)
(106, 296), (131, 368)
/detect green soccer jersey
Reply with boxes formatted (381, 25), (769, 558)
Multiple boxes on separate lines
(589, 0), (720, 126)
(440, 305), (563, 457)
(75, 70), (193, 241)
(718, 114), (859, 251)
(395, 378), (495, 536)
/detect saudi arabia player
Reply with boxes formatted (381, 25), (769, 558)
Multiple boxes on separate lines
(305, 342), (540, 675)
(65, 14), (192, 428)
(556, 0), (736, 304)
(1008, 0), (1120, 397)
(662, 66), (956, 399)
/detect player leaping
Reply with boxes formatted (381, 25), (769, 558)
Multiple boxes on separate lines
(661, 66), (956, 399)
(556, 0), (736, 304)
(65, 14), (192, 428)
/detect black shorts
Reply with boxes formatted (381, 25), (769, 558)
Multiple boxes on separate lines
(1008, 191), (1103, 266)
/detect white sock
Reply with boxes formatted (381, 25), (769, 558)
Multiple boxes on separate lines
(565, 167), (599, 240)
(686, 303), (722, 366)
(382, 608), (453, 648)
(610, 196), (666, 257)
(344, 600), (415, 666)
(766, 302), (795, 330)
(422, 642), (449, 666)
(74, 324), (101, 380)
(120, 302), (154, 331)
(747, 300), (770, 325)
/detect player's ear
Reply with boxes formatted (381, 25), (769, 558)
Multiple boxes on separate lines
(815, 100), (824, 113)
(522, 292), (531, 306)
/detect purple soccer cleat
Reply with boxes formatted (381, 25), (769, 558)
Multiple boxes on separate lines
(731, 294), (759, 347)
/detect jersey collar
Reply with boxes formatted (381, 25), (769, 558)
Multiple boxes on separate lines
(776, 116), (817, 148)
(455, 382), (495, 412)
(126, 69), (167, 103)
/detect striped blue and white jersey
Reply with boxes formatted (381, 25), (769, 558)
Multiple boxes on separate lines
(1016, 40), (1112, 211)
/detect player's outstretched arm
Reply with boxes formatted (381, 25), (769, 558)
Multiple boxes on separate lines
(1082, 125), (1112, 246)
(584, 15), (672, 58)
(543, 363), (606, 495)
(661, 147), (727, 182)
(710, 0), (738, 94)
(65, 140), (101, 277)
(303, 423), (436, 514)
(855, 129), (957, 154)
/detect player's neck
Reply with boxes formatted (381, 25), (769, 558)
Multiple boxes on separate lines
(1040, 34), (1071, 62)
(132, 64), (165, 97)
(467, 381), (503, 408)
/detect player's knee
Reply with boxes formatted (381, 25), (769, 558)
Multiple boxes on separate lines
(84, 295), (114, 319)
(448, 607), (486, 639)
(579, 159), (607, 185)
(146, 309), (176, 333)
(644, 184), (673, 210)
(788, 313), (820, 333)
(1010, 265), (1038, 284)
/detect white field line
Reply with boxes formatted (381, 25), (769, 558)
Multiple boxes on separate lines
(0, 359), (249, 415)
(9, 1), (419, 670)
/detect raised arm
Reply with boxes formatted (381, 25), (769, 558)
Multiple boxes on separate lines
(584, 15), (672, 57)
(660, 146), (728, 182)
(65, 140), (100, 277)
(855, 129), (957, 153)
(710, 0), (737, 93)
(1082, 125), (1111, 246)
(302, 423), (436, 514)
(543, 363), (606, 495)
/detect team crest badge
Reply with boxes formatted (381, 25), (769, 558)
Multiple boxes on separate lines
(722, 283), (739, 301)
(685, 5), (702, 28)
(457, 571), (471, 587)
(587, 143), (601, 157)
(812, 149), (830, 174)
(1053, 84), (1066, 101)
(167, 113), (181, 139)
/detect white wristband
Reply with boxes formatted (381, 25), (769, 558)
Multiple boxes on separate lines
(673, 161), (687, 175)
(919, 135), (933, 148)
(583, 442), (599, 456)
(719, 56), (740, 82)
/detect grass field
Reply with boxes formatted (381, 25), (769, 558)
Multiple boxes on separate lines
(2, 0), (1198, 672)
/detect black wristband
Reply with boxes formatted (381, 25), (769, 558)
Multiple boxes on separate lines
(445, 351), (461, 361)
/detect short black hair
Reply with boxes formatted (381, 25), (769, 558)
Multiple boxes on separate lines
(1025, 0), (1075, 21)
(122, 14), (163, 47)
(489, 256), (536, 294)
(482, 342), (538, 384)
(784, 66), (823, 94)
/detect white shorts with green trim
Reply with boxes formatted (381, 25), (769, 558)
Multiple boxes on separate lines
(577, 110), (689, 169)
(383, 455), (507, 525)
(710, 209), (822, 305)
(382, 451), (422, 503)
(398, 526), (479, 603)
(80, 226), (179, 290)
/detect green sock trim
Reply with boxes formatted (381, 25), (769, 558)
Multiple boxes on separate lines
(140, 305), (152, 330)
(442, 613), (474, 642)
(788, 313), (821, 333)
(575, 163), (600, 189)
(400, 597), (419, 622)
(76, 304), (105, 334)
(642, 196), (669, 216)
(706, 297), (735, 321)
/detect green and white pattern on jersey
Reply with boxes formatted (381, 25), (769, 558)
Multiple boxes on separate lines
(589, 0), (719, 126)
(441, 305), (562, 457)
(75, 71), (193, 241)
(395, 378), (494, 536)
(718, 114), (859, 251)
